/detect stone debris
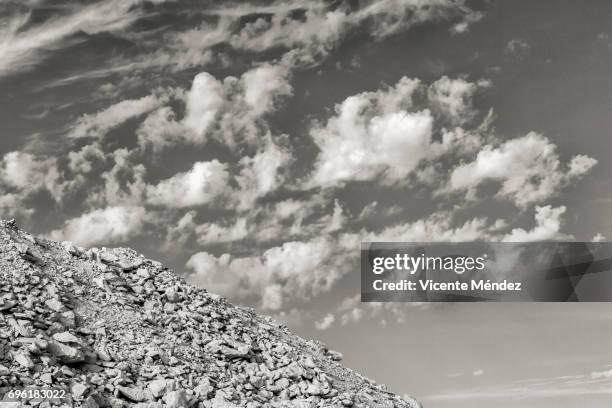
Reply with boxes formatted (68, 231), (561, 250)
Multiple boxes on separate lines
(0, 219), (416, 407)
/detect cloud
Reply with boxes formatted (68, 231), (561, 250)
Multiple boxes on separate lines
(590, 369), (612, 379)
(306, 75), (495, 188)
(185, 194), (570, 313)
(69, 93), (170, 139)
(182, 72), (226, 142)
(0, 0), (150, 77)
(568, 155), (598, 178)
(247, 195), (329, 242)
(229, 5), (346, 57)
(138, 64), (292, 150)
(502, 205), (569, 242)
(142, 132), (291, 212)
(136, 107), (186, 154)
(146, 160), (229, 208)
(335, 294), (430, 328)
(50, 205), (147, 247)
(234, 135), (293, 209)
(314, 313), (335, 330)
(185, 64), (292, 147)
(67, 143), (106, 174)
(228, 0), (481, 62)
(0, 192), (33, 220)
(427, 76), (491, 124)
(359, 201), (379, 220)
(367, 212), (494, 242)
(308, 77), (435, 187)
(196, 217), (249, 245)
(242, 63), (294, 116)
(86, 148), (147, 207)
(0, 151), (65, 203)
(325, 199), (347, 233)
(425, 369), (612, 402)
(504, 38), (531, 60)
(9, 0), (480, 85)
(163, 210), (198, 250)
(186, 235), (354, 310)
(446, 132), (597, 207)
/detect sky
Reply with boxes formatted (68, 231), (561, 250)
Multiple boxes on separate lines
(2, 0), (612, 406)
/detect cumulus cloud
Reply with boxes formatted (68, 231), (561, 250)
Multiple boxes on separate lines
(234, 136), (293, 209)
(50, 206), (147, 247)
(67, 143), (106, 174)
(314, 313), (335, 330)
(185, 64), (292, 147)
(146, 160), (229, 208)
(0, 192), (33, 220)
(242, 63), (294, 115)
(136, 107), (186, 154)
(141, 133), (290, 212)
(307, 75), (495, 188)
(427, 76), (490, 124)
(186, 236), (354, 310)
(568, 155), (598, 178)
(138, 64), (292, 151)
(308, 77), (436, 187)
(0, 151), (65, 203)
(181, 72), (226, 142)
(446, 132), (597, 207)
(502, 205), (569, 242)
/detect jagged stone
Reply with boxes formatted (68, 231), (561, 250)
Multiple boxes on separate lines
(13, 351), (34, 369)
(48, 341), (85, 363)
(117, 386), (153, 403)
(52, 331), (81, 344)
(147, 379), (173, 398)
(44, 298), (66, 312)
(161, 389), (189, 408)
(0, 364), (11, 376)
(72, 383), (90, 399)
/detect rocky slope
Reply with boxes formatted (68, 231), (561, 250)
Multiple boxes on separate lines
(0, 220), (419, 408)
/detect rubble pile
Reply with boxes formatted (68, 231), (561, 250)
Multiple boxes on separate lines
(0, 220), (418, 408)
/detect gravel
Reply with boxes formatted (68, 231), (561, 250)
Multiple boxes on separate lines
(0, 219), (421, 408)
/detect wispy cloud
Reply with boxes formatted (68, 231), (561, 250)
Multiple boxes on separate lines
(0, 0), (151, 77)
(68, 92), (172, 139)
(424, 369), (612, 401)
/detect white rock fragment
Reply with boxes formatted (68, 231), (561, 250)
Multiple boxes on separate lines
(71, 382), (89, 399)
(14, 351), (34, 369)
(52, 331), (81, 344)
(44, 298), (66, 312)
